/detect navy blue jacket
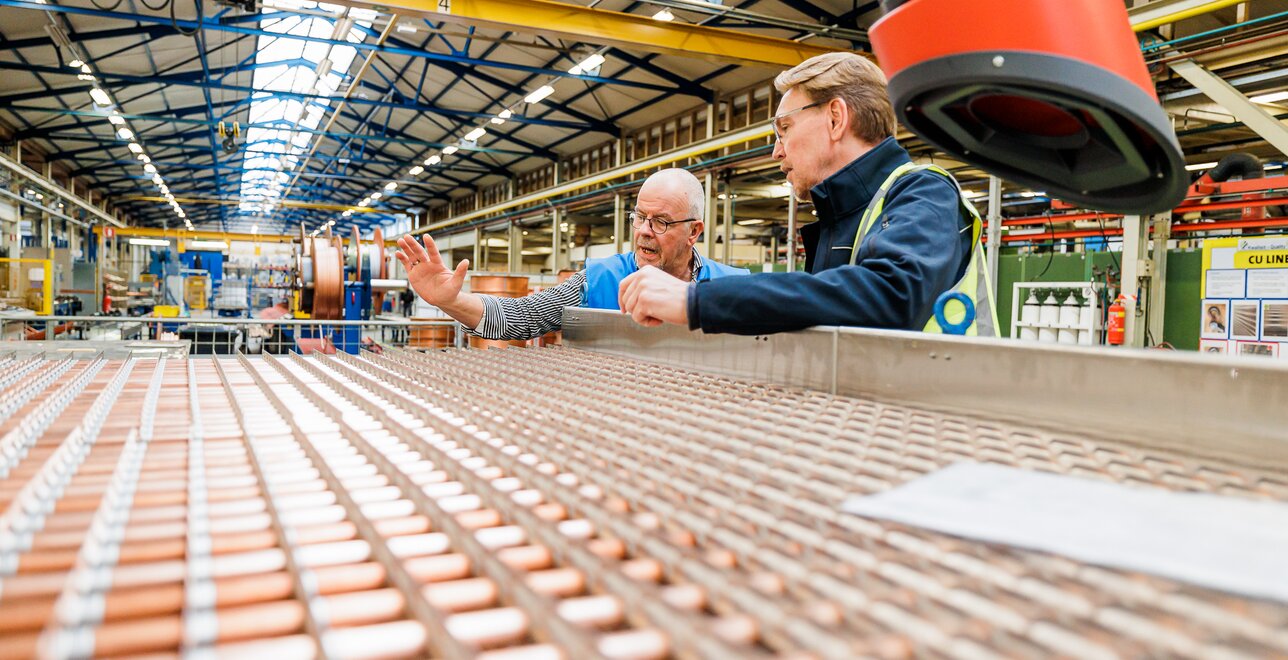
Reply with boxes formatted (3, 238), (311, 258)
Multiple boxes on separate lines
(687, 137), (971, 335)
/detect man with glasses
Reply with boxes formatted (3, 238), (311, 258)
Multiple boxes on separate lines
(619, 52), (996, 336)
(396, 168), (747, 341)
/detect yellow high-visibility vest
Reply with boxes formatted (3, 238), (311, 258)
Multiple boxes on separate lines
(848, 163), (999, 336)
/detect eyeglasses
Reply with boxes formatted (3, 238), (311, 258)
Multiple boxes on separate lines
(771, 100), (828, 141)
(629, 211), (695, 235)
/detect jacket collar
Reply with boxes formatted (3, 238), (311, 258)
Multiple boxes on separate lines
(808, 136), (910, 225)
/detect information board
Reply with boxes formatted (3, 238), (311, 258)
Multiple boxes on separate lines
(1200, 236), (1288, 359)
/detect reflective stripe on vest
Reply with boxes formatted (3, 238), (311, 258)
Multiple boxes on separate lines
(847, 163), (999, 337)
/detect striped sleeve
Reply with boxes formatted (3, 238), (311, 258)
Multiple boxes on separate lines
(466, 271), (587, 341)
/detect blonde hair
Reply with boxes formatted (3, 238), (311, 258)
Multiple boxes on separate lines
(774, 52), (896, 145)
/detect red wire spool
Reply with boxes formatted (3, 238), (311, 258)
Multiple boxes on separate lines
(870, 0), (1187, 213)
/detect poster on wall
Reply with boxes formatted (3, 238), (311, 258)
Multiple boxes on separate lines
(1200, 236), (1288, 359)
(1200, 300), (1228, 339)
(1199, 339), (1229, 354)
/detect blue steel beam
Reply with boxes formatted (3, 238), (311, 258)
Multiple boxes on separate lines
(0, 0), (688, 95)
(67, 145), (486, 174)
(0, 24), (122, 199)
(0, 62), (602, 132)
(287, 32), (437, 223)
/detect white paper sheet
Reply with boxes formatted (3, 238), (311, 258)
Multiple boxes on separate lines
(1247, 269), (1288, 299)
(1206, 270), (1247, 298)
(842, 463), (1288, 604)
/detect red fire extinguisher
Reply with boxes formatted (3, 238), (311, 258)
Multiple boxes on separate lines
(1107, 294), (1131, 345)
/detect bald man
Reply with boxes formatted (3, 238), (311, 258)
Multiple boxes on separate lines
(397, 168), (748, 342)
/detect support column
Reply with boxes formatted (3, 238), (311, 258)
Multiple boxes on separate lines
(551, 211), (564, 272)
(703, 171), (716, 259)
(786, 194), (798, 272)
(507, 220), (522, 273)
(986, 176), (1002, 299)
(721, 182), (733, 264)
(43, 163), (54, 262)
(473, 227), (483, 271)
(613, 193), (625, 254)
(1148, 213), (1171, 345)
(95, 228), (104, 311)
(702, 101), (717, 260)
(1120, 214), (1151, 348)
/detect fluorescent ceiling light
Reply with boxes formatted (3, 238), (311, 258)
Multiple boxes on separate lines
(442, 145), (459, 155)
(736, 219), (767, 226)
(152, 174), (163, 185)
(1185, 161), (1217, 171)
(490, 116), (506, 125)
(384, 181), (398, 191)
(189, 240), (228, 250)
(144, 163), (157, 173)
(116, 128), (134, 140)
(371, 192), (383, 200)
(498, 109), (512, 119)
(79, 64), (91, 74)
(424, 155), (442, 165)
(109, 114), (125, 125)
(1250, 91), (1288, 104)
(138, 155), (150, 163)
(568, 53), (605, 75)
(343, 210), (353, 216)
(129, 238), (169, 246)
(652, 9), (675, 21)
(89, 87), (111, 106)
(252, 224), (259, 233)
(128, 143), (143, 154)
(409, 165), (424, 176)
(464, 127), (487, 141)
(523, 85), (555, 104)
(67, 58), (83, 68)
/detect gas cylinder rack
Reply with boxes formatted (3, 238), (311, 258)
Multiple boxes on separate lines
(1011, 281), (1104, 345)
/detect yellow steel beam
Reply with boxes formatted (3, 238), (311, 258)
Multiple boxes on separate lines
(91, 225), (397, 246)
(334, 0), (840, 68)
(122, 196), (380, 213)
(1129, 0), (1246, 31)
(92, 225), (298, 244)
(415, 121), (775, 234)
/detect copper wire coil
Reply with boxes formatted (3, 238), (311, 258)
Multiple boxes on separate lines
(372, 227), (387, 314)
(310, 239), (344, 320)
(467, 276), (530, 349)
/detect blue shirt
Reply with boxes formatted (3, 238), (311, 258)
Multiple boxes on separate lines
(584, 250), (748, 310)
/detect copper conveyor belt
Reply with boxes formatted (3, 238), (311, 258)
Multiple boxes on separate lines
(0, 347), (1285, 659)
